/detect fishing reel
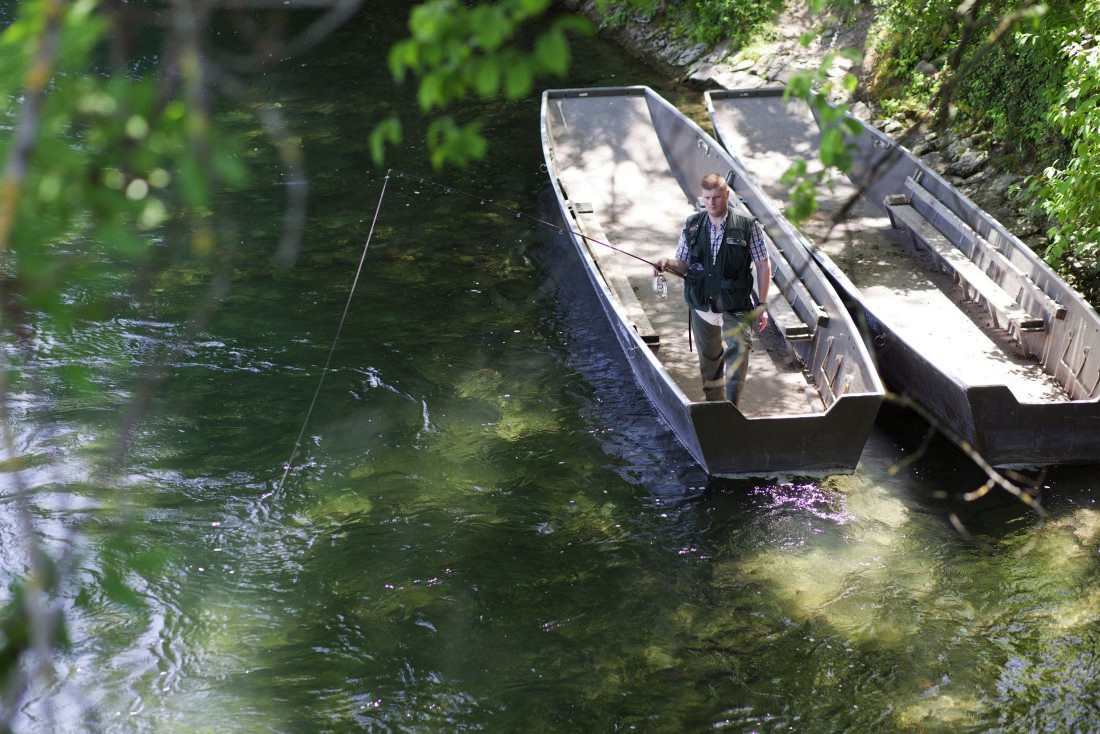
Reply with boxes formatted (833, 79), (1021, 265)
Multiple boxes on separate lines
(652, 272), (668, 299)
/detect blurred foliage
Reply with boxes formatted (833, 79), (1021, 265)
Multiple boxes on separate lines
(781, 43), (864, 225)
(594, 0), (784, 49)
(0, 0), (248, 333)
(0, 0), (252, 719)
(679, 0), (786, 48)
(372, 0), (599, 168)
(0, 0), (398, 720)
(0, 552), (66, 728)
(864, 0), (1052, 133)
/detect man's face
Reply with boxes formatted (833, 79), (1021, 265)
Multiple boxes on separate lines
(700, 187), (727, 219)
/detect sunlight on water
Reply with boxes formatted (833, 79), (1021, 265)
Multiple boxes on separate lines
(723, 478), (922, 640)
(1013, 507), (1100, 631)
(711, 473), (1099, 729)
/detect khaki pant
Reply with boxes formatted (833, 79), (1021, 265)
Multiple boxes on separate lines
(691, 308), (751, 404)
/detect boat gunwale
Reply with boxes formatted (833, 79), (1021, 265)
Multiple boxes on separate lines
(539, 88), (694, 411)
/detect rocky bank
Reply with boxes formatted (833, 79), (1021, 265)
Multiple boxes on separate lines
(559, 0), (1046, 249)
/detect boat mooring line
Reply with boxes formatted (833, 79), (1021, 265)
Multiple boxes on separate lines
(386, 168), (682, 277)
(265, 169), (392, 501)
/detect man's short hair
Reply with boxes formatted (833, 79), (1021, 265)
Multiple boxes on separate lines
(701, 173), (727, 192)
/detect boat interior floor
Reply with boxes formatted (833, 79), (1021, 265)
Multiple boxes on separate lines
(628, 259), (825, 416)
(549, 93), (824, 416)
(710, 97), (1069, 404)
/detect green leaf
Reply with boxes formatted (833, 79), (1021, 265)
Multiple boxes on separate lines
(819, 104), (842, 125)
(780, 158), (808, 185)
(516, 0), (552, 15)
(842, 117), (864, 137)
(535, 28), (569, 76)
(472, 4), (510, 50)
(785, 72), (813, 100)
(369, 116), (403, 166)
(427, 117), (487, 169)
(418, 72), (445, 110)
(819, 126), (845, 168)
(553, 14), (594, 36)
(389, 40), (418, 81)
(474, 59), (501, 97)
(504, 59), (532, 98)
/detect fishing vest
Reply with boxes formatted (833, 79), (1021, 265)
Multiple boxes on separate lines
(681, 210), (755, 313)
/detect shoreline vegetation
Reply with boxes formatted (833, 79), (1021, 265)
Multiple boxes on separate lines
(559, 0), (1100, 307)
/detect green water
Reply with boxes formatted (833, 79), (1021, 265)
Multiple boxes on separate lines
(3, 5), (1098, 732)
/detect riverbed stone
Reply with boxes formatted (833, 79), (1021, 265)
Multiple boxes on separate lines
(989, 171), (1020, 194)
(945, 145), (988, 179)
(881, 119), (903, 135)
(922, 150), (949, 175)
(676, 43), (708, 66)
(849, 101), (872, 121)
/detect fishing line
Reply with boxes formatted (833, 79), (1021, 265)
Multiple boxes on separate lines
(386, 168), (683, 278)
(265, 169), (392, 501)
(266, 166), (670, 500)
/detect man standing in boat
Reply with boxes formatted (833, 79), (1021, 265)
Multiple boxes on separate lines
(657, 173), (771, 404)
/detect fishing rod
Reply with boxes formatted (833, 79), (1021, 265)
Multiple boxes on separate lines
(575, 231), (673, 273)
(387, 169), (684, 279)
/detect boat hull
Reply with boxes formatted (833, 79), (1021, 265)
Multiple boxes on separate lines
(541, 86), (883, 476)
(706, 87), (1100, 467)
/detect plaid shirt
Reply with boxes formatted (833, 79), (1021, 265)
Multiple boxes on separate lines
(675, 215), (768, 264)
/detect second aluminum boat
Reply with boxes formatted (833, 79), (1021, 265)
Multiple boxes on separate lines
(707, 87), (1100, 467)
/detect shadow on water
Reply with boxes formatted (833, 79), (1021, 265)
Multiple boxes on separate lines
(531, 187), (706, 486)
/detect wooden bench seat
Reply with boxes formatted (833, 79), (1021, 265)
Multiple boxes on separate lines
(571, 203), (660, 352)
(884, 193), (1045, 341)
(901, 177), (1066, 324)
(767, 241), (828, 343)
(766, 288), (812, 341)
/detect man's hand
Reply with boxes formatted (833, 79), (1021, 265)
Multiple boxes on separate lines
(754, 257), (771, 333)
(656, 257), (686, 277)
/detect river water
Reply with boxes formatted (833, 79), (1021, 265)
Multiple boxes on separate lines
(2, 3), (1098, 732)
